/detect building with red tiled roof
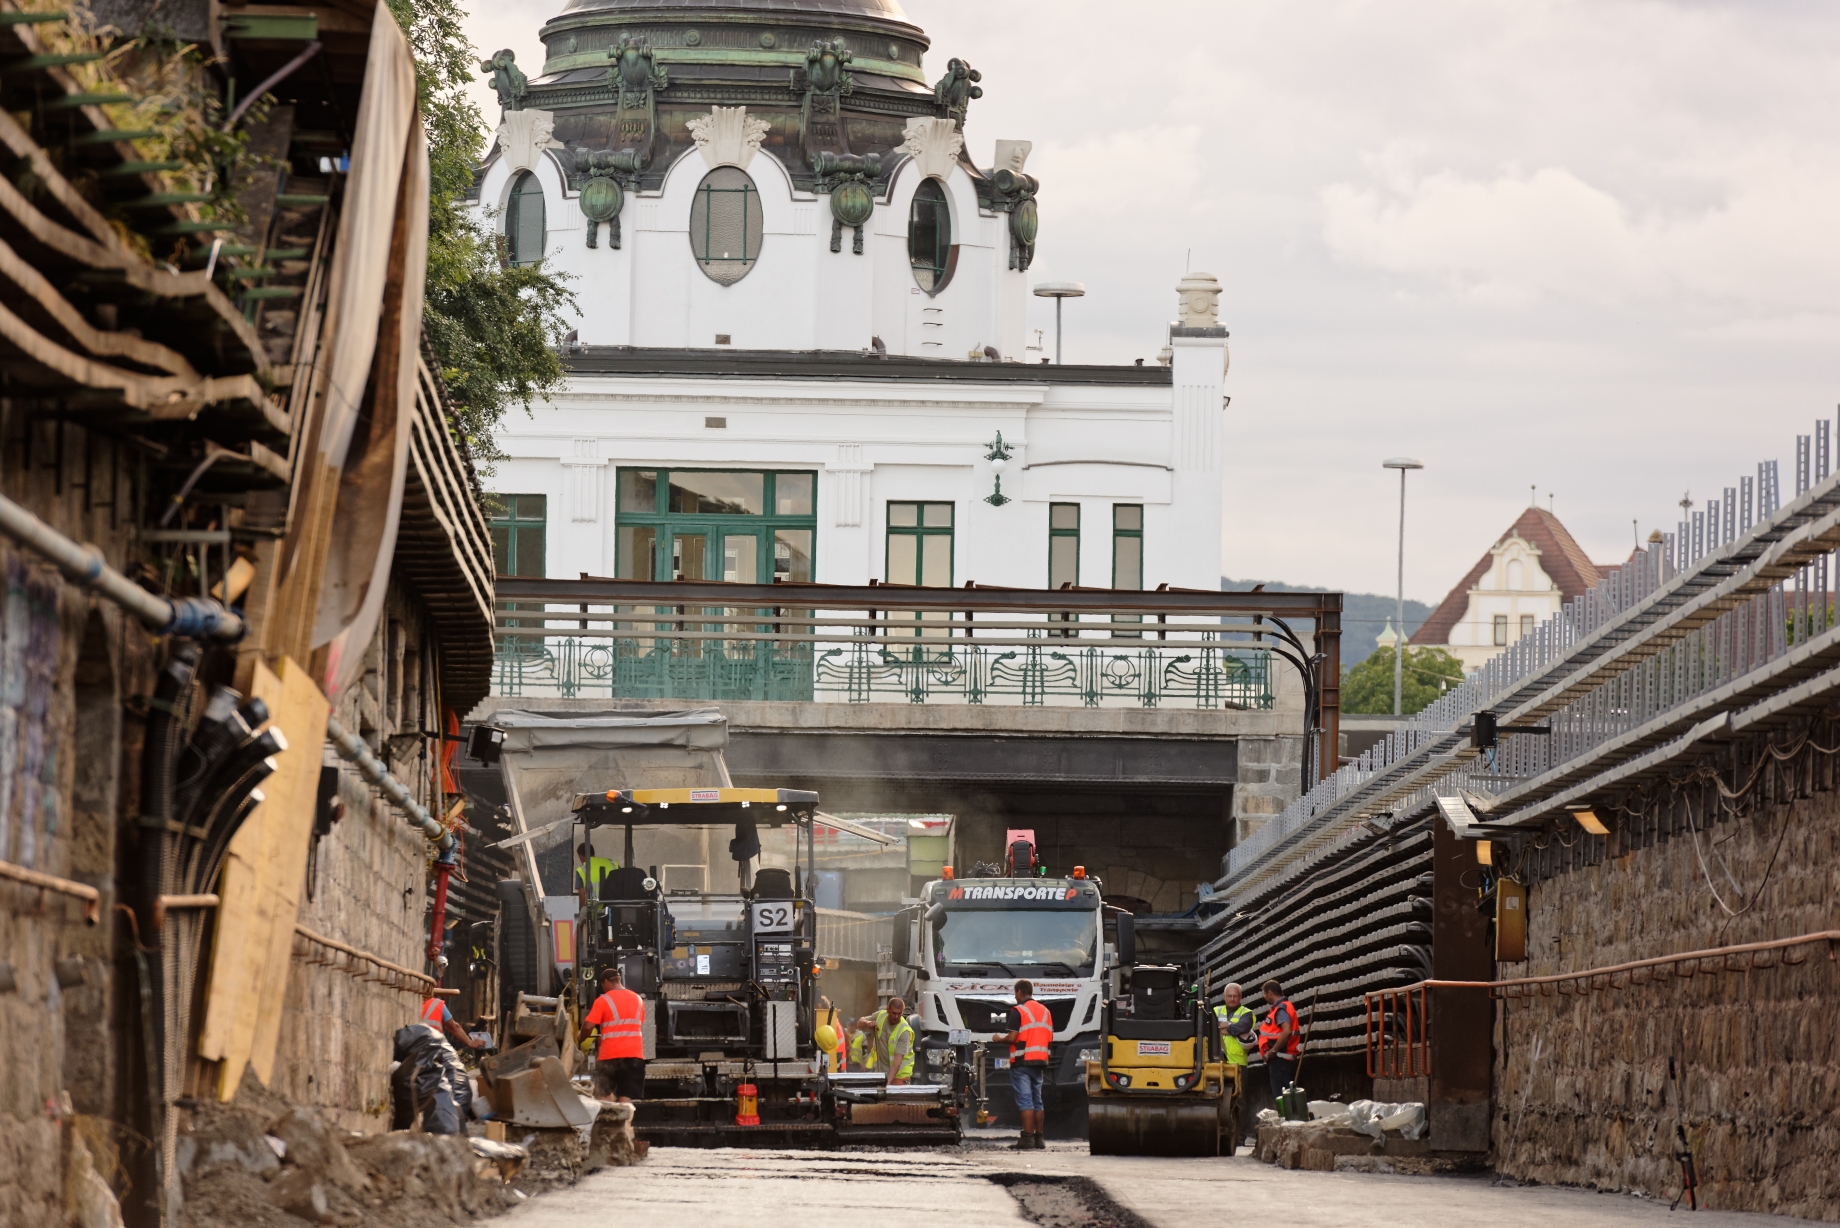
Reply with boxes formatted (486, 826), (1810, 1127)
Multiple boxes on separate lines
(1409, 505), (1617, 670)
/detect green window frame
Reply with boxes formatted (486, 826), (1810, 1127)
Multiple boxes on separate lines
(886, 501), (954, 651)
(689, 167), (764, 286)
(614, 469), (817, 584)
(488, 494), (547, 650)
(1049, 502), (1080, 636)
(505, 171), (545, 267)
(487, 493), (547, 578)
(907, 178), (952, 293)
(1048, 503), (1080, 590)
(885, 502), (954, 587)
(1112, 504), (1143, 638)
(1111, 504), (1143, 589)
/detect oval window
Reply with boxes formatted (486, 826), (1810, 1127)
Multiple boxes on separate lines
(505, 171), (546, 266)
(908, 178), (952, 292)
(689, 166), (764, 285)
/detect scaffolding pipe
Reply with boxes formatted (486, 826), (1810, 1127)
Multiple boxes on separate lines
(0, 491), (244, 641)
(324, 715), (452, 849)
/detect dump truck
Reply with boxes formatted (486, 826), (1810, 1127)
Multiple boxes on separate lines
(898, 832), (1108, 1136)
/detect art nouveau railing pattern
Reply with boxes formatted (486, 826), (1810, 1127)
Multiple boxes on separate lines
(492, 610), (1273, 709)
(487, 579), (1342, 776)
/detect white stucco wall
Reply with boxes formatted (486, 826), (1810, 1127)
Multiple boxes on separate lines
(489, 357), (1226, 593)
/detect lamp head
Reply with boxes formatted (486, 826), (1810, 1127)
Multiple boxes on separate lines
(1382, 457), (1425, 471)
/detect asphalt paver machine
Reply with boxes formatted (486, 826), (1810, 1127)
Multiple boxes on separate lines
(569, 785), (960, 1147)
(1085, 913), (1239, 1156)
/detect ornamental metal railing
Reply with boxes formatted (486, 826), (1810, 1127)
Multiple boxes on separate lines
(488, 579), (1344, 766)
(493, 630), (1273, 710)
(1222, 411), (1840, 908)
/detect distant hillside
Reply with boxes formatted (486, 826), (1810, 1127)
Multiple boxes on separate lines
(1222, 578), (1431, 668)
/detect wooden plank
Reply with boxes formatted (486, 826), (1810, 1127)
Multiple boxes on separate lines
(196, 655), (329, 1098)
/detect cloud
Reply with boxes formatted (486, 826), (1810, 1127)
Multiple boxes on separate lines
(456, 0), (1840, 598)
(1321, 152), (1840, 312)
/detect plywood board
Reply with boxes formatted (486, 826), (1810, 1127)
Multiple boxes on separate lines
(196, 656), (329, 1098)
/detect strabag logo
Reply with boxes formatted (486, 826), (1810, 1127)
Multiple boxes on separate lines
(689, 789), (720, 802)
(1136, 1041), (1171, 1056)
(947, 885), (1080, 901)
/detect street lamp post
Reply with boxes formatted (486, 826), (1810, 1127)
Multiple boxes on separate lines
(1382, 457), (1425, 716)
(1032, 282), (1085, 363)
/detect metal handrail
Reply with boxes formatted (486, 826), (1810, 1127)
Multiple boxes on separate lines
(1399, 930), (1840, 1000)
(1364, 985), (1427, 1079)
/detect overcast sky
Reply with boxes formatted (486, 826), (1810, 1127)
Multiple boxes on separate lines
(458, 0), (1840, 603)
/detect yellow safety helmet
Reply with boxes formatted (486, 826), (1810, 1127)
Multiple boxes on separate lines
(814, 1024), (839, 1053)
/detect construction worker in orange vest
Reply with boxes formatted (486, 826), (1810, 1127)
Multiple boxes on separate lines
(417, 995), (485, 1050)
(583, 966), (647, 1103)
(992, 978), (1053, 1150)
(1257, 979), (1302, 1100)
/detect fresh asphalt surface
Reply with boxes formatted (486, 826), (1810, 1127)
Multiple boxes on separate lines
(506, 1130), (1820, 1227)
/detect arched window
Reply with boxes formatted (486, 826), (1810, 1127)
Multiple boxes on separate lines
(505, 171), (546, 266)
(689, 166), (764, 284)
(908, 178), (952, 292)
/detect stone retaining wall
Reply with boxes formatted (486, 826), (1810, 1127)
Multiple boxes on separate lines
(1493, 744), (1840, 1220)
(269, 584), (441, 1133)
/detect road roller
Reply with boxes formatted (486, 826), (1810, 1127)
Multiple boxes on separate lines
(1085, 960), (1239, 1156)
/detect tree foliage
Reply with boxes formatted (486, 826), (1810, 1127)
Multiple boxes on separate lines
(1341, 645), (1467, 715)
(388, 0), (575, 472)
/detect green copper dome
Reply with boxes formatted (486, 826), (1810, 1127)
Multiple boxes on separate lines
(537, 0), (928, 83)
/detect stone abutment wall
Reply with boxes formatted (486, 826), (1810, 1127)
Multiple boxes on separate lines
(1493, 728), (1840, 1220)
(270, 583), (442, 1133)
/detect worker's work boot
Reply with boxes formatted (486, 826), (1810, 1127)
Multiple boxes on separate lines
(1030, 1132), (1046, 1150)
(1010, 1133), (1031, 1151)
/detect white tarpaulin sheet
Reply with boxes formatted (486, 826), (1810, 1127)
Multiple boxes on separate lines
(491, 709), (733, 888)
(494, 708), (728, 752)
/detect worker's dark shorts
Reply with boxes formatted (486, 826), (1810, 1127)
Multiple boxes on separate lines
(594, 1057), (646, 1100)
(1010, 1061), (1047, 1112)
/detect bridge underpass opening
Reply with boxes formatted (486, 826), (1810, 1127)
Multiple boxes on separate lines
(725, 731), (1236, 915)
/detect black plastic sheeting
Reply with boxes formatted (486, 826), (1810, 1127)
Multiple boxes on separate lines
(1199, 819), (1433, 1054)
(390, 1023), (472, 1134)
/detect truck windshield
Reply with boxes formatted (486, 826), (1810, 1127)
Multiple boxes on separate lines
(932, 909), (1097, 976)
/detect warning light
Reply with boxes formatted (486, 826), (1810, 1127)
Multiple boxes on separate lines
(941, 865), (954, 880)
(1572, 809), (1609, 836)
(1072, 866), (1086, 879)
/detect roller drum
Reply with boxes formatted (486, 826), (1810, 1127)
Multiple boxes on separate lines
(1086, 1098), (1221, 1157)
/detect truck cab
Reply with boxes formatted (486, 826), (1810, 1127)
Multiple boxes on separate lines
(901, 872), (1107, 1130)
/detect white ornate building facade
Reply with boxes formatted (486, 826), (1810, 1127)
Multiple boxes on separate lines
(466, 0), (1229, 599)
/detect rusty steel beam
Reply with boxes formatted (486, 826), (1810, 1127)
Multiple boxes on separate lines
(494, 576), (1343, 619)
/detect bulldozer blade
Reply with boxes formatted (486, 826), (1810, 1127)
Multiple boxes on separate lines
(487, 1054), (594, 1129)
(1087, 1098), (1220, 1157)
